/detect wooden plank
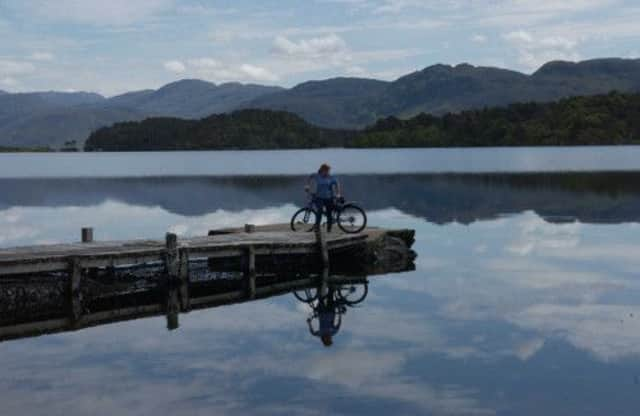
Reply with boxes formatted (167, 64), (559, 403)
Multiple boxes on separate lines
(0, 227), (371, 277)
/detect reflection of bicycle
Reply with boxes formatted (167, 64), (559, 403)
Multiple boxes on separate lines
(290, 195), (367, 234)
(293, 282), (369, 306)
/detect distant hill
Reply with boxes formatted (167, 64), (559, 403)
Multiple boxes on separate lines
(0, 81), (282, 149)
(5, 58), (640, 149)
(85, 109), (350, 151)
(87, 92), (640, 150)
(352, 91), (640, 147)
(247, 58), (640, 129)
(244, 77), (388, 129)
(108, 79), (283, 119)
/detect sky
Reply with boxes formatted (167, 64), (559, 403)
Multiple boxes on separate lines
(0, 0), (639, 96)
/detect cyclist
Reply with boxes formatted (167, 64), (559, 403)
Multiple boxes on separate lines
(307, 287), (343, 347)
(305, 163), (341, 233)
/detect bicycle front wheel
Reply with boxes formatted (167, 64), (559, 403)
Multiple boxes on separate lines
(337, 204), (367, 233)
(291, 207), (318, 232)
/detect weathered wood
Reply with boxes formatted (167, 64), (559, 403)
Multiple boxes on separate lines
(165, 233), (179, 278)
(316, 228), (330, 267)
(0, 225), (412, 277)
(69, 258), (83, 324)
(178, 250), (190, 311)
(81, 228), (94, 243)
(166, 286), (180, 330)
(243, 246), (257, 299)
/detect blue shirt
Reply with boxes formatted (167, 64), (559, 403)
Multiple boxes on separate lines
(311, 173), (338, 199)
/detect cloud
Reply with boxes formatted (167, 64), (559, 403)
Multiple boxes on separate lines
(163, 60), (186, 74)
(8, 0), (175, 26)
(29, 52), (54, 61)
(503, 29), (581, 71)
(0, 59), (36, 76)
(182, 58), (279, 83)
(272, 34), (349, 60)
(239, 64), (279, 82)
(471, 34), (488, 43)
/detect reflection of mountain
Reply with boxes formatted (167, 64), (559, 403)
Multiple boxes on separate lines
(1, 173), (640, 224)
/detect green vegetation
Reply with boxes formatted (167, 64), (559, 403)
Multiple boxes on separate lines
(85, 92), (640, 151)
(85, 109), (350, 151)
(0, 145), (52, 152)
(351, 92), (640, 147)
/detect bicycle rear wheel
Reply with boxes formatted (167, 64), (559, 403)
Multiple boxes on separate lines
(290, 207), (318, 232)
(337, 204), (367, 233)
(338, 283), (369, 306)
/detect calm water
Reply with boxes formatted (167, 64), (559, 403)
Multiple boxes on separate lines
(1, 148), (640, 415)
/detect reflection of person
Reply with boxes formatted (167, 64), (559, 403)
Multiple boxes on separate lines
(305, 163), (341, 233)
(307, 290), (342, 347)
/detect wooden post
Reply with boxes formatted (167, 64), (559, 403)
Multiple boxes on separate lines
(316, 228), (329, 268)
(243, 246), (256, 299)
(165, 233), (179, 278)
(81, 227), (93, 243)
(244, 224), (256, 233)
(178, 250), (190, 312)
(69, 258), (83, 324)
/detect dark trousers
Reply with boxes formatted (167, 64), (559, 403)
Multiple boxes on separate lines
(314, 198), (335, 232)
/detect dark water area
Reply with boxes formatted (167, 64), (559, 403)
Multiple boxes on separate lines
(2, 166), (640, 415)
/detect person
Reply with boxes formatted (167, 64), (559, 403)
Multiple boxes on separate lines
(305, 163), (341, 233)
(307, 288), (342, 347)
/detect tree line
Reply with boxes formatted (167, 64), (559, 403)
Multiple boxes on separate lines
(85, 92), (640, 151)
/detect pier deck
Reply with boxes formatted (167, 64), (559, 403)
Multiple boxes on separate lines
(0, 226), (374, 276)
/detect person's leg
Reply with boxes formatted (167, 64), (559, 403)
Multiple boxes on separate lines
(314, 199), (323, 230)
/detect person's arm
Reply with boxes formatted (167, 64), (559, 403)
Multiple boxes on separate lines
(307, 317), (319, 336)
(333, 177), (342, 198)
(305, 174), (316, 194)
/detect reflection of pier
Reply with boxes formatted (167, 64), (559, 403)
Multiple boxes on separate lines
(0, 225), (416, 342)
(0, 270), (378, 342)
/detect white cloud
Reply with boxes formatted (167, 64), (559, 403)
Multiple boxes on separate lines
(471, 34), (488, 43)
(163, 60), (186, 74)
(503, 30), (581, 71)
(183, 58), (279, 83)
(9, 0), (175, 26)
(0, 59), (36, 76)
(272, 34), (349, 60)
(239, 64), (279, 82)
(29, 52), (54, 61)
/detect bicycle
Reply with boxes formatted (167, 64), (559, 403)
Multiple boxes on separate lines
(290, 194), (367, 233)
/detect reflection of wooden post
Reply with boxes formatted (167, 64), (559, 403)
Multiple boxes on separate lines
(316, 228), (329, 268)
(69, 258), (83, 324)
(81, 228), (93, 243)
(166, 286), (180, 331)
(243, 246), (256, 299)
(179, 251), (190, 312)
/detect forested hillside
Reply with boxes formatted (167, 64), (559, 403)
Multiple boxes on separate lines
(85, 92), (640, 150)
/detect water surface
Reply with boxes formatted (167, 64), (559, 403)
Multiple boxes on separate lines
(1, 149), (640, 415)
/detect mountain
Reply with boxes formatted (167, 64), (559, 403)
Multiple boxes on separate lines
(108, 79), (283, 119)
(244, 77), (389, 129)
(84, 109), (350, 151)
(4, 57), (640, 148)
(247, 58), (640, 129)
(88, 92), (640, 150)
(0, 82), (282, 149)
